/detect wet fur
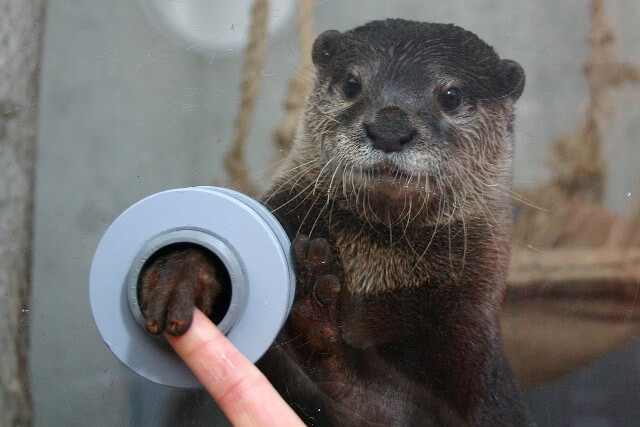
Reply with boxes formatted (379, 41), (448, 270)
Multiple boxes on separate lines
(257, 20), (532, 425)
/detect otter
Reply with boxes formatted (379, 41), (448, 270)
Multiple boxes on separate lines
(139, 19), (531, 425)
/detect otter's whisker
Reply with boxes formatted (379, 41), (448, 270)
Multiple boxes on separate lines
(262, 158), (320, 205)
(272, 157), (335, 214)
(256, 146), (317, 178)
(312, 157), (336, 194)
(297, 189), (326, 237)
(326, 158), (342, 206)
(413, 179), (446, 269)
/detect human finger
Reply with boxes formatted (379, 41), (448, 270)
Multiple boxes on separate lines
(166, 309), (304, 426)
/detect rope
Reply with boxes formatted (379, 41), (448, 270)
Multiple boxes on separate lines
(272, 0), (316, 162)
(225, 0), (269, 196)
(548, 0), (640, 202)
(297, 0), (316, 72)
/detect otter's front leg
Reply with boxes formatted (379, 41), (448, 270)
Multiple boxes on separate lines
(288, 236), (349, 393)
(286, 236), (457, 425)
(138, 245), (227, 335)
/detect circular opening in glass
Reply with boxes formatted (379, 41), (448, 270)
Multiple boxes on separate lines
(136, 242), (233, 326)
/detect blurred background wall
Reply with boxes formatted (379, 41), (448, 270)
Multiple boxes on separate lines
(31, 0), (640, 425)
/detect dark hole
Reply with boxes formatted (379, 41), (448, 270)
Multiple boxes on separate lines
(137, 242), (232, 326)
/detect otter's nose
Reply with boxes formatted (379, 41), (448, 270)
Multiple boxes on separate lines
(363, 106), (417, 153)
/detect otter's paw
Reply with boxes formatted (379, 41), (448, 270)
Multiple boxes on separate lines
(289, 236), (343, 367)
(138, 245), (224, 336)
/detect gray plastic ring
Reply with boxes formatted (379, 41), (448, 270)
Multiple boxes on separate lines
(126, 228), (247, 340)
(89, 187), (295, 388)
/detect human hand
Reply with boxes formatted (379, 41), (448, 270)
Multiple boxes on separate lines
(166, 309), (304, 426)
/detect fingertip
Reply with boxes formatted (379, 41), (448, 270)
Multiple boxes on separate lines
(165, 308), (219, 350)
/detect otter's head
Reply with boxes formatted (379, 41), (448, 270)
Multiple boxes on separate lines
(295, 19), (525, 226)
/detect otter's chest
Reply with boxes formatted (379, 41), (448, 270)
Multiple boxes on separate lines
(333, 230), (427, 294)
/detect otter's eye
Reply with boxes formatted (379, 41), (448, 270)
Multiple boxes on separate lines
(343, 74), (362, 99)
(438, 87), (462, 112)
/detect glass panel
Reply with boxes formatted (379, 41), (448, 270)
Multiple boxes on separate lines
(29, 0), (640, 425)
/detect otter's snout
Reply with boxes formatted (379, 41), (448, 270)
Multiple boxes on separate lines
(363, 106), (417, 153)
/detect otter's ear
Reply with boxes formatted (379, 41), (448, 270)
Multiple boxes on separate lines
(498, 59), (525, 101)
(312, 30), (343, 70)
